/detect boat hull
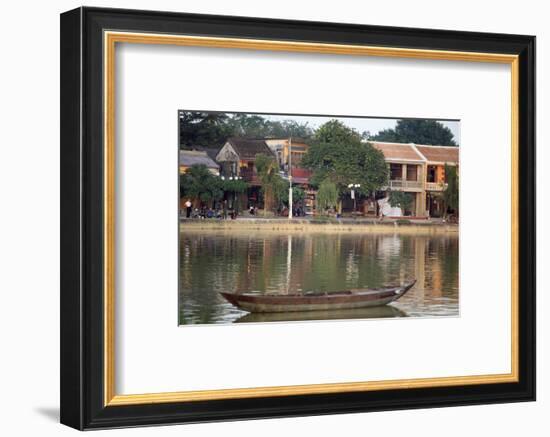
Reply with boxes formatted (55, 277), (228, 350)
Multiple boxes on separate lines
(220, 281), (416, 313)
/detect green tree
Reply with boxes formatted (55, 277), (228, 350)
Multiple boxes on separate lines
(443, 164), (459, 217)
(227, 114), (313, 139)
(255, 153), (286, 214)
(280, 186), (305, 207)
(221, 177), (249, 213)
(275, 120), (314, 139)
(388, 191), (413, 214)
(180, 164), (224, 205)
(302, 120), (388, 207)
(222, 178), (248, 194)
(316, 179), (338, 214)
(179, 112), (314, 150)
(179, 112), (233, 148)
(372, 119), (458, 146)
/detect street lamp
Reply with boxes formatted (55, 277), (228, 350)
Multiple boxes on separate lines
(288, 137), (293, 219)
(232, 176), (242, 214)
(348, 183), (361, 214)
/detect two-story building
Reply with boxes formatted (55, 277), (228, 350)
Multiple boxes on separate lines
(215, 137), (275, 182)
(415, 145), (459, 217)
(265, 137), (314, 213)
(215, 137), (278, 208)
(370, 142), (426, 216)
(265, 137), (310, 172)
(371, 141), (459, 218)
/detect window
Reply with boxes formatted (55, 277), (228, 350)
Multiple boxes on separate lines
(291, 151), (303, 165)
(406, 165), (418, 181)
(390, 163), (402, 180)
(427, 165), (437, 183)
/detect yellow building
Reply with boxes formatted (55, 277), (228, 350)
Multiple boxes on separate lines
(371, 142), (459, 218)
(265, 137), (309, 171)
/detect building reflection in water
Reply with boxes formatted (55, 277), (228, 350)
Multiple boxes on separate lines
(179, 231), (459, 325)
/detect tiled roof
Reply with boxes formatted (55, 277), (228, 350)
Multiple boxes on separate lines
(370, 141), (459, 164)
(370, 142), (425, 162)
(415, 145), (459, 164)
(179, 150), (219, 168)
(191, 146), (220, 162)
(227, 137), (275, 160)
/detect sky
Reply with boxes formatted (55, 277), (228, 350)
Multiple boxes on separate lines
(261, 113), (461, 146)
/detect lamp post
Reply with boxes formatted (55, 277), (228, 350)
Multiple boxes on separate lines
(227, 175), (242, 215)
(348, 183), (361, 215)
(288, 136), (293, 219)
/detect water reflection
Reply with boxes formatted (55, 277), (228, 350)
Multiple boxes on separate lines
(179, 231), (459, 325)
(235, 305), (408, 324)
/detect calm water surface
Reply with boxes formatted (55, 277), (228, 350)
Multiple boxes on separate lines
(179, 231), (459, 325)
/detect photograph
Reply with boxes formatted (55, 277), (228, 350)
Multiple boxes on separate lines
(56, 5), (536, 431)
(178, 111), (460, 325)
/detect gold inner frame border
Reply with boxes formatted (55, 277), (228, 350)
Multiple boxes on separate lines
(103, 31), (519, 406)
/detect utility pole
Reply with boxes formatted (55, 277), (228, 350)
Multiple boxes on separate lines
(288, 136), (293, 219)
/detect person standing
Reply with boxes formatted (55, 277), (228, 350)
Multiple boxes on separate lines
(185, 199), (192, 218)
(223, 199), (228, 220)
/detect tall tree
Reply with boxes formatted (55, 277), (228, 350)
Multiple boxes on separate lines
(179, 112), (233, 148)
(280, 186), (306, 208)
(443, 164), (459, 217)
(222, 178), (249, 213)
(316, 179), (338, 213)
(255, 153), (286, 214)
(388, 191), (413, 214)
(372, 119), (458, 146)
(302, 120), (388, 203)
(179, 112), (314, 150)
(180, 164), (224, 205)
(227, 114), (313, 139)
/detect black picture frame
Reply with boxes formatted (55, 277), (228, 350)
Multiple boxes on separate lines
(60, 6), (535, 430)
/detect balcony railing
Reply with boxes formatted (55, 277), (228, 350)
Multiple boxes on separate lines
(239, 167), (259, 184)
(425, 182), (447, 191)
(384, 179), (423, 190)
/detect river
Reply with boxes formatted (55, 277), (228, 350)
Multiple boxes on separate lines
(179, 231), (459, 325)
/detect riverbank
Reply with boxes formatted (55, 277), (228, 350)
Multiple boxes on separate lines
(179, 217), (458, 235)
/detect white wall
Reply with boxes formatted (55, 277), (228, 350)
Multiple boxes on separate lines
(0, 0), (546, 436)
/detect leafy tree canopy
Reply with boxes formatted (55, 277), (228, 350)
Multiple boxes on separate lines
(371, 119), (458, 146)
(280, 186), (305, 206)
(180, 164), (223, 204)
(388, 191), (413, 212)
(222, 178), (248, 194)
(179, 112), (313, 149)
(179, 112), (233, 149)
(301, 120), (388, 195)
(255, 153), (287, 212)
(316, 179), (338, 212)
(443, 164), (459, 215)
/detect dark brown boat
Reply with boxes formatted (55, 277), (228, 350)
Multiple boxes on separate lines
(220, 280), (416, 313)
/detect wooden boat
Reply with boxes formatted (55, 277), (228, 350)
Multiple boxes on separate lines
(220, 280), (416, 313)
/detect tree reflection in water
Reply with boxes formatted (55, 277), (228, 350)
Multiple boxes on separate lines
(178, 231), (459, 325)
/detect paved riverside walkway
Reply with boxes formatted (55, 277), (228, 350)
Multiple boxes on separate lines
(179, 215), (458, 234)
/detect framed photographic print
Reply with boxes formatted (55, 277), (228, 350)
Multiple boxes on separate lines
(60, 7), (535, 430)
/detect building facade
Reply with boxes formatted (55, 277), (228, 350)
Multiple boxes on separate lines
(371, 141), (459, 218)
(180, 138), (458, 218)
(215, 137), (278, 209)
